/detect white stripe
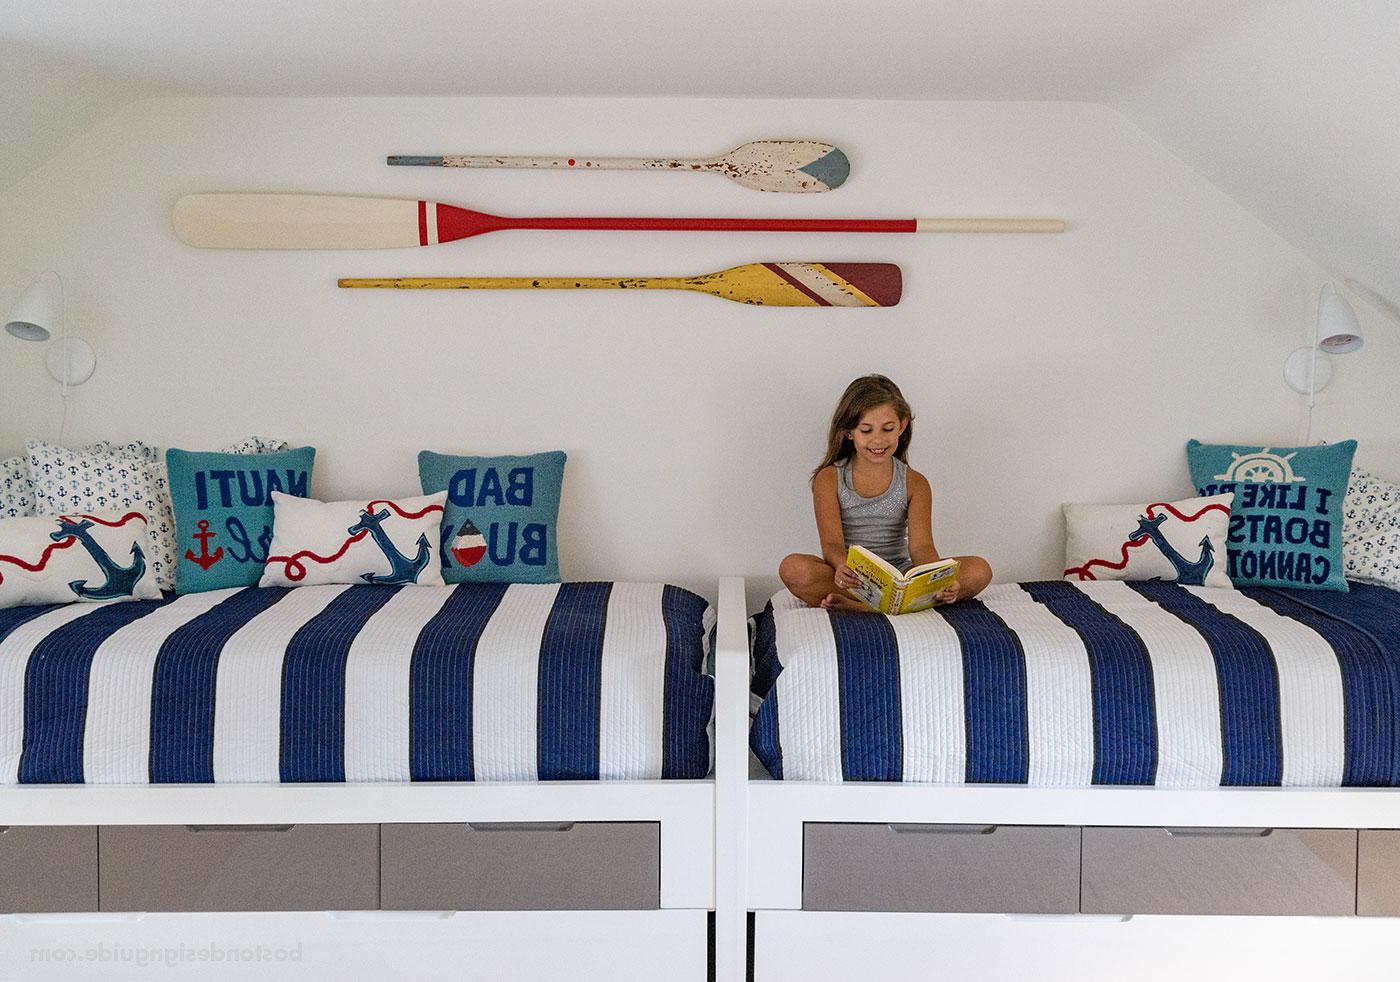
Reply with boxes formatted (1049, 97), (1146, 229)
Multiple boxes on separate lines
(889, 606), (966, 782)
(1072, 581), (1224, 788)
(425, 200), (439, 245)
(471, 583), (560, 780)
(598, 582), (669, 780)
(1186, 586), (1346, 786)
(775, 263), (866, 307)
(212, 585), (349, 782)
(772, 608), (844, 781)
(0, 603), (115, 784)
(342, 585), (457, 782)
(83, 589), (241, 783)
(980, 584), (1095, 786)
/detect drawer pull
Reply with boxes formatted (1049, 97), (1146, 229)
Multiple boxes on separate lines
(887, 824), (998, 836)
(1164, 827), (1273, 838)
(184, 824), (297, 833)
(466, 822), (576, 833)
(0, 826), (8, 834)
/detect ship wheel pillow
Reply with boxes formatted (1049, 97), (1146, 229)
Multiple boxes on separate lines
(1186, 439), (1356, 591)
(0, 511), (162, 608)
(260, 491), (448, 588)
(1064, 493), (1235, 588)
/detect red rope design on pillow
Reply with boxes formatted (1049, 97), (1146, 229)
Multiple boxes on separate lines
(266, 501), (444, 582)
(0, 511), (147, 585)
(1063, 502), (1231, 581)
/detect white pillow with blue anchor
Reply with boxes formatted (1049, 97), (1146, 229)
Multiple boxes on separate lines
(0, 511), (162, 608)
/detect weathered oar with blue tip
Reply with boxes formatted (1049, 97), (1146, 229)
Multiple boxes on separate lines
(388, 140), (852, 193)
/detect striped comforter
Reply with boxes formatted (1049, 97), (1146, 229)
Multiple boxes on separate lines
(0, 582), (714, 784)
(750, 580), (1400, 786)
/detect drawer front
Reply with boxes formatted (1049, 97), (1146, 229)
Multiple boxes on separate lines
(380, 822), (659, 911)
(0, 825), (98, 913)
(99, 824), (378, 912)
(803, 823), (1080, 913)
(1081, 827), (1356, 916)
(1358, 830), (1400, 916)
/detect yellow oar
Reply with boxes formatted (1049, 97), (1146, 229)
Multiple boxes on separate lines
(338, 262), (902, 307)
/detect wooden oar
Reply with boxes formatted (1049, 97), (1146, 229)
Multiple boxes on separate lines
(339, 262), (902, 307)
(388, 140), (852, 193)
(173, 194), (1065, 250)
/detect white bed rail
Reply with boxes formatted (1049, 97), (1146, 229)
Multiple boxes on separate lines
(714, 577), (750, 982)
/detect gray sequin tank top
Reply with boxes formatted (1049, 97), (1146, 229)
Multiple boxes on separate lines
(836, 457), (910, 569)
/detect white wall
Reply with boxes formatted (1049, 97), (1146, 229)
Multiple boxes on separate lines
(1, 96), (1388, 602)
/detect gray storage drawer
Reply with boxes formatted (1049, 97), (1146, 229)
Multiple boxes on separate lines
(0, 825), (98, 913)
(99, 824), (378, 912)
(380, 822), (659, 910)
(1358, 830), (1400, 915)
(1081, 826), (1356, 916)
(803, 823), (1080, 913)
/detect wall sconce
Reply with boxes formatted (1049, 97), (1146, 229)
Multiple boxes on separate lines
(1284, 282), (1363, 443)
(5, 271), (96, 389)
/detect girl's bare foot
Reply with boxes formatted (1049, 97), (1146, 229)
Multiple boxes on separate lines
(820, 591), (873, 612)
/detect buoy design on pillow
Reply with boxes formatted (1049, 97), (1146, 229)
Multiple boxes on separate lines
(448, 518), (488, 569)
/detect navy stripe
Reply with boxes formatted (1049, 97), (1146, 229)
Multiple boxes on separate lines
(408, 583), (508, 781)
(536, 582), (611, 780)
(150, 587), (288, 783)
(939, 599), (1028, 783)
(279, 585), (401, 782)
(0, 602), (69, 641)
(828, 610), (902, 781)
(1023, 582), (1158, 784)
(750, 691), (783, 779)
(1244, 586), (1386, 786)
(20, 599), (169, 784)
(661, 585), (714, 779)
(1131, 581), (1283, 786)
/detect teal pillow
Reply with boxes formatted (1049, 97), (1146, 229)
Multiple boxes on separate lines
(1186, 439), (1356, 591)
(166, 446), (316, 593)
(418, 450), (565, 583)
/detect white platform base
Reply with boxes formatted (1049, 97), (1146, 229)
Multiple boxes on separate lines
(754, 910), (1400, 981)
(2, 909), (708, 982)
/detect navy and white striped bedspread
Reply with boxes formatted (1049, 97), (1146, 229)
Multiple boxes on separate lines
(750, 580), (1400, 786)
(0, 582), (714, 784)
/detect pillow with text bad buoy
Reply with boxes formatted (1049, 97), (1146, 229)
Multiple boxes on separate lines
(0, 511), (162, 608)
(1186, 439), (1357, 592)
(418, 450), (565, 584)
(259, 491), (447, 588)
(1063, 493), (1235, 589)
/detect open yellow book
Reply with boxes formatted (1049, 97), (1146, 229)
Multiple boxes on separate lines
(845, 545), (960, 615)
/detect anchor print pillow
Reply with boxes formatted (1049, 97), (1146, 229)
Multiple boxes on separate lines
(260, 491), (448, 589)
(0, 511), (162, 608)
(1064, 493), (1235, 589)
(418, 450), (566, 584)
(166, 446), (316, 594)
(1343, 466), (1400, 591)
(1, 455), (34, 519)
(1186, 439), (1357, 592)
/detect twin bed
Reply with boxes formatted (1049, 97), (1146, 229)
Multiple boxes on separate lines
(3, 574), (1399, 980)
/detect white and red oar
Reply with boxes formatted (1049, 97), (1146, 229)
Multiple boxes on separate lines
(388, 140), (851, 193)
(173, 194), (1066, 250)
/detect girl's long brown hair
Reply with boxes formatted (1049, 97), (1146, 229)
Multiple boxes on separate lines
(811, 375), (914, 481)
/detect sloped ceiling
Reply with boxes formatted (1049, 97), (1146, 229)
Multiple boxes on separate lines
(3, 0), (1395, 309)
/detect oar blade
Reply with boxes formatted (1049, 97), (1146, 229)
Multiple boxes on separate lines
(173, 194), (425, 249)
(722, 141), (851, 193)
(707, 262), (901, 306)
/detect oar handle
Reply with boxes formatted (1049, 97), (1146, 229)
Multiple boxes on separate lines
(502, 215), (919, 234)
(915, 218), (1066, 233)
(389, 155), (709, 172)
(339, 276), (680, 290)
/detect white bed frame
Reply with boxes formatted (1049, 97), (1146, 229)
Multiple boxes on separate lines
(713, 578), (1400, 981)
(0, 578), (757, 982)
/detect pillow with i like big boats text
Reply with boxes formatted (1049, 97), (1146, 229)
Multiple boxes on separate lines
(0, 511), (161, 608)
(259, 491), (447, 588)
(418, 450), (565, 584)
(1186, 439), (1357, 592)
(166, 446), (316, 593)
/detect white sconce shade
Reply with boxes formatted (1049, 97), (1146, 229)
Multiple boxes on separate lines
(1284, 283), (1364, 395)
(4, 271), (61, 342)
